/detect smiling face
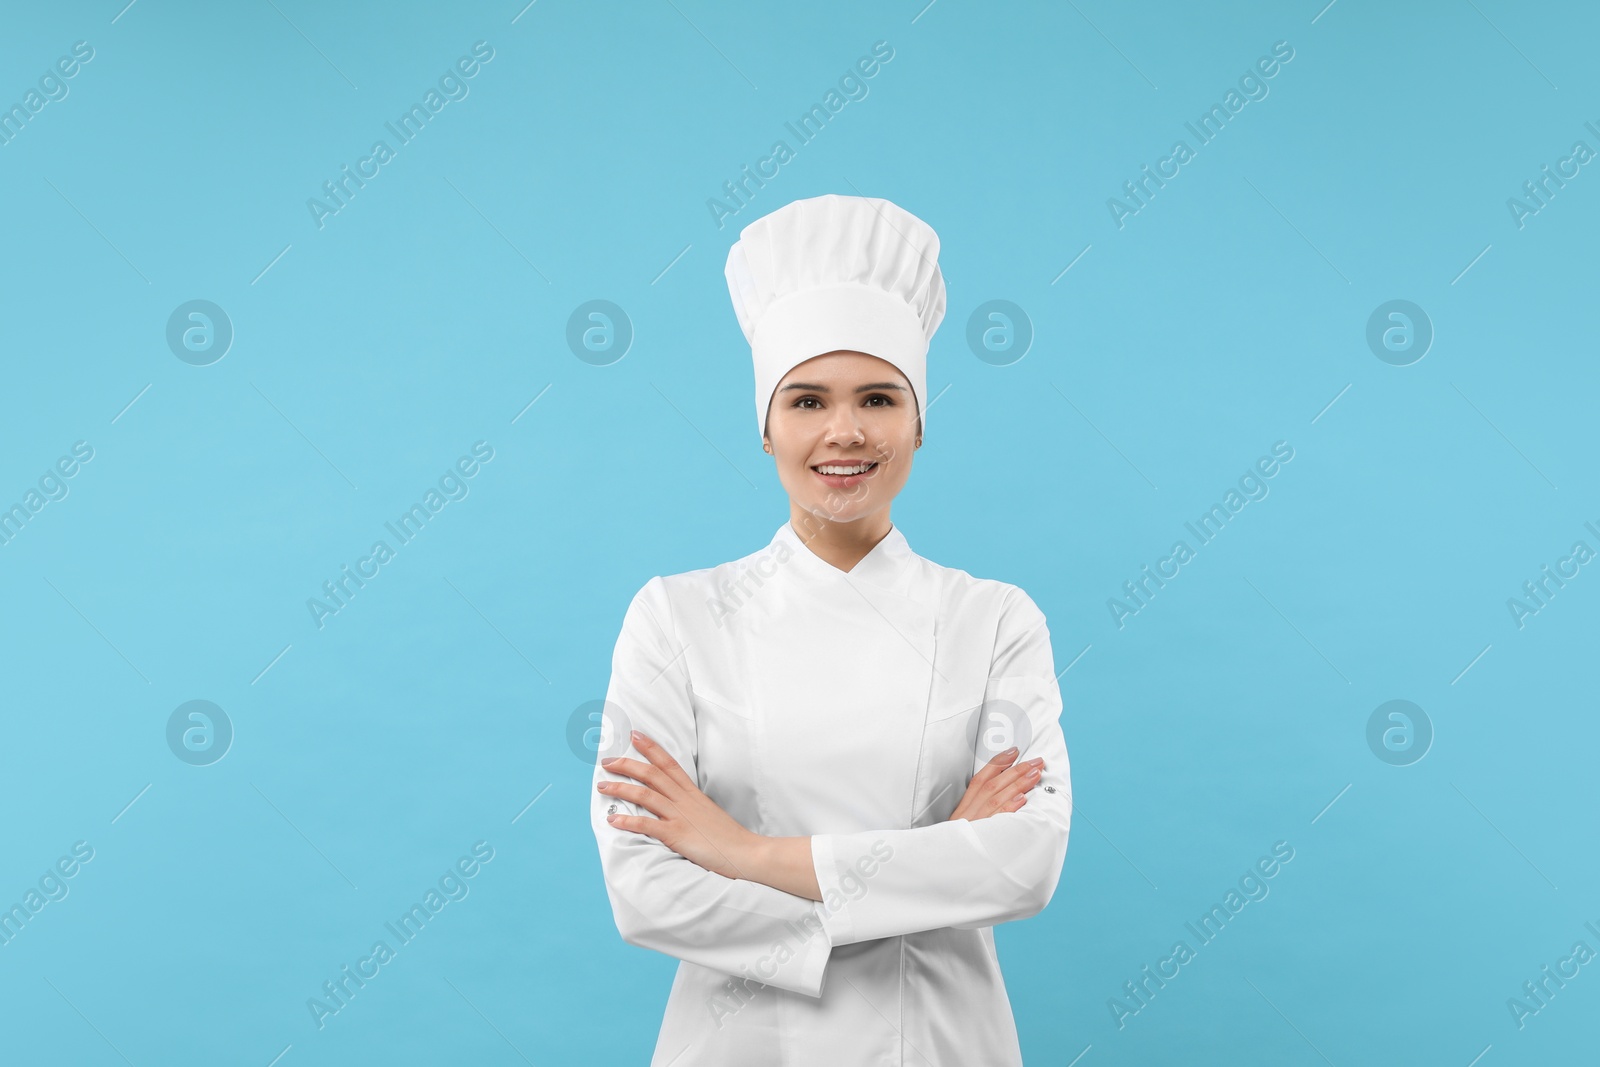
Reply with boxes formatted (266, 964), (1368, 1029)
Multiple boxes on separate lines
(762, 350), (920, 528)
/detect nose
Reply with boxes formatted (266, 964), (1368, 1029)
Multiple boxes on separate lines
(823, 405), (866, 446)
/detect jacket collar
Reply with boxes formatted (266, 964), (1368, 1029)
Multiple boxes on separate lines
(771, 519), (914, 592)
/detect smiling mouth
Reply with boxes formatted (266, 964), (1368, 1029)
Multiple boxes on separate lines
(809, 460), (880, 488)
(811, 461), (878, 476)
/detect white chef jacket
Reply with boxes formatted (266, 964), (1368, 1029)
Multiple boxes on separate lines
(591, 520), (1072, 1066)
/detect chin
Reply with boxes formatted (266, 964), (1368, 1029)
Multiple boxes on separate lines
(804, 499), (883, 526)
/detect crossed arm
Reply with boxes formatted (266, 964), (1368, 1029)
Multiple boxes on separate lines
(590, 577), (1071, 996)
(599, 732), (1048, 900)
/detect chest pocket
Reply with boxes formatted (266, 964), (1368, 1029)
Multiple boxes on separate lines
(916, 703), (988, 823)
(913, 611), (1012, 825)
(686, 683), (763, 832)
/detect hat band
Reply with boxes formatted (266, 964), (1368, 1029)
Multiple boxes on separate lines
(751, 283), (927, 436)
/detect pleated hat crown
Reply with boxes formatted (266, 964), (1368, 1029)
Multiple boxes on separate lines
(725, 194), (947, 438)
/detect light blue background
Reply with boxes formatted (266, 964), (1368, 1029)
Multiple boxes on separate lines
(2, 1), (1596, 1063)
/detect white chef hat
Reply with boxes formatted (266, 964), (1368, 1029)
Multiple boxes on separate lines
(725, 194), (947, 439)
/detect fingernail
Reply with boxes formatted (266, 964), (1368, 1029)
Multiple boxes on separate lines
(1024, 766), (1039, 777)
(631, 731), (645, 744)
(1029, 758), (1045, 768)
(1003, 746), (1018, 757)
(600, 757), (618, 766)
(606, 814), (619, 824)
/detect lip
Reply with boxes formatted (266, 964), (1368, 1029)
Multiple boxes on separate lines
(810, 459), (880, 488)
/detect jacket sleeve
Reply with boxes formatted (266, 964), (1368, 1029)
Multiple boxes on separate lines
(591, 576), (836, 996)
(809, 586), (1072, 946)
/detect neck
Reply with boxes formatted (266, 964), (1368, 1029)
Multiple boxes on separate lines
(788, 505), (892, 573)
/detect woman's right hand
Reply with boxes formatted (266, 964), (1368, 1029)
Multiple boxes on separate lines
(947, 747), (1045, 821)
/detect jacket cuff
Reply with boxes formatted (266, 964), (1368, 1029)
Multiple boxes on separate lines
(791, 902), (833, 997)
(811, 833), (858, 946)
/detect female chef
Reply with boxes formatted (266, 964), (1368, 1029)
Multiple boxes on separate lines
(590, 194), (1072, 1065)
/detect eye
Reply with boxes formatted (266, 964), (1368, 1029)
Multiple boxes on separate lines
(792, 395), (822, 409)
(863, 393), (895, 407)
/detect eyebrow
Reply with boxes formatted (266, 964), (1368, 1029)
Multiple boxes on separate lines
(779, 381), (905, 393)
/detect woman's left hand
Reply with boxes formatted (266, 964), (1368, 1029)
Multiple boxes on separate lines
(599, 731), (759, 880)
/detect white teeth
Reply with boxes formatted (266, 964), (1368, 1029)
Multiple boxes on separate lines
(815, 462), (875, 476)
